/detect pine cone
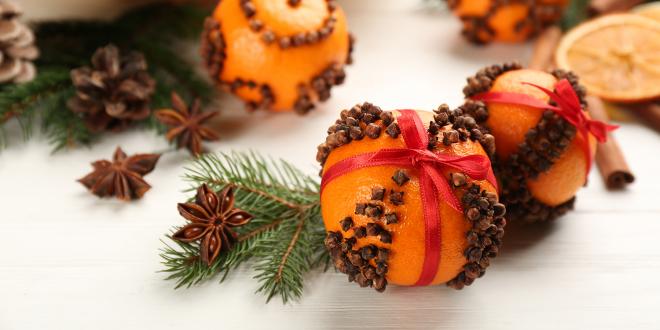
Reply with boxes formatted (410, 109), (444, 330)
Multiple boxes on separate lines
(0, 1), (39, 84)
(68, 44), (156, 132)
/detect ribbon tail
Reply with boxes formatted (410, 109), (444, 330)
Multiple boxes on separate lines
(579, 127), (593, 176)
(486, 168), (499, 193)
(524, 80), (585, 129)
(586, 120), (619, 143)
(415, 171), (442, 286)
(398, 110), (429, 149)
(424, 164), (462, 213)
(554, 79), (582, 110)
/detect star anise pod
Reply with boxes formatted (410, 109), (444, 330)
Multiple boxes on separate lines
(78, 147), (161, 201)
(172, 184), (253, 266)
(155, 92), (219, 156)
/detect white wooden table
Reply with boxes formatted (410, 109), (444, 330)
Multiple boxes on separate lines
(2, 1), (659, 329)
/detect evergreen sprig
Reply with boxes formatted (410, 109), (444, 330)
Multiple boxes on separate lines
(0, 3), (214, 152)
(160, 151), (328, 304)
(560, 0), (591, 30)
(0, 67), (87, 148)
(34, 3), (213, 105)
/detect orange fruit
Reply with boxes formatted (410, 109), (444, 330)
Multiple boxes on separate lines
(462, 64), (596, 222)
(448, 0), (568, 44)
(633, 2), (660, 22)
(317, 103), (506, 291)
(555, 14), (660, 103)
(201, 0), (353, 113)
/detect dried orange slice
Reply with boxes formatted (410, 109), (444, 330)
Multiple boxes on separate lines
(555, 14), (660, 103)
(633, 2), (660, 22)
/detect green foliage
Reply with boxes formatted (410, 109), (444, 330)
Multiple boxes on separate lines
(160, 151), (328, 304)
(34, 3), (213, 103)
(0, 3), (214, 152)
(0, 67), (91, 149)
(34, 4), (208, 66)
(561, 0), (656, 30)
(560, 0), (591, 31)
(41, 88), (95, 152)
(0, 68), (69, 122)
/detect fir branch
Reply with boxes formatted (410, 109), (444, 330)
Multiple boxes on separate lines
(0, 4), (213, 152)
(277, 214), (306, 279)
(34, 4), (209, 68)
(34, 3), (211, 93)
(0, 67), (70, 123)
(560, 0), (591, 31)
(137, 40), (213, 103)
(160, 151), (327, 304)
(183, 152), (320, 208)
(40, 88), (94, 152)
(239, 218), (285, 242)
(0, 67), (90, 150)
(253, 205), (326, 303)
(120, 4), (208, 42)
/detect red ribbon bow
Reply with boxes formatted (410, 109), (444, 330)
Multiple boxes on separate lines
(471, 79), (618, 174)
(321, 110), (498, 286)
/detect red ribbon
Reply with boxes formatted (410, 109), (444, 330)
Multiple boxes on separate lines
(320, 110), (497, 286)
(470, 79), (618, 174)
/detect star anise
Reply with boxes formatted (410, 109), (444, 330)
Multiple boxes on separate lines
(172, 184), (253, 266)
(155, 92), (219, 156)
(78, 147), (160, 201)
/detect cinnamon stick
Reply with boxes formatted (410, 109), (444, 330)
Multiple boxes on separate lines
(630, 102), (660, 133)
(588, 0), (644, 16)
(528, 26), (563, 71)
(587, 95), (635, 189)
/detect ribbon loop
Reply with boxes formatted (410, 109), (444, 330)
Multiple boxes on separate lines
(410, 153), (425, 168)
(471, 79), (618, 174)
(321, 110), (498, 286)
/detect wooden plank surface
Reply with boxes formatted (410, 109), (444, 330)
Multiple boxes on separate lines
(2, 1), (659, 329)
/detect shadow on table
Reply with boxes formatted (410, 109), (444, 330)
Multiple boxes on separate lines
(305, 221), (560, 329)
(205, 92), (331, 141)
(206, 94), (262, 141)
(497, 218), (559, 262)
(314, 283), (464, 330)
(437, 29), (532, 67)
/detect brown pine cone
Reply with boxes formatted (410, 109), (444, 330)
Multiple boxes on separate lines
(68, 44), (156, 132)
(0, 1), (39, 84)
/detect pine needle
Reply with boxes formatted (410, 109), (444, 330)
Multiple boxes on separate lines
(0, 67), (88, 150)
(560, 0), (591, 31)
(160, 151), (328, 304)
(0, 4), (214, 152)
